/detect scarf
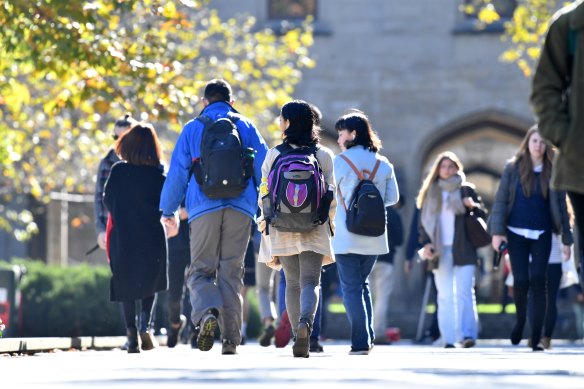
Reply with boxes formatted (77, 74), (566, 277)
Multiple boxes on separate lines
(420, 173), (466, 255)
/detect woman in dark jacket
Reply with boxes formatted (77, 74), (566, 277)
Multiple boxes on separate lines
(417, 151), (487, 349)
(490, 125), (571, 351)
(104, 122), (168, 353)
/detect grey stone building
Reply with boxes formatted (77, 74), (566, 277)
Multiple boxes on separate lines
(213, 0), (533, 312)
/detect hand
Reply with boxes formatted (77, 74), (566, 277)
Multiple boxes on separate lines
(462, 197), (476, 209)
(257, 215), (266, 234)
(161, 215), (179, 238)
(561, 244), (571, 261)
(97, 232), (107, 250)
(422, 243), (436, 260)
(492, 235), (507, 252)
(165, 222), (179, 238)
(179, 207), (188, 221)
(161, 215), (177, 228)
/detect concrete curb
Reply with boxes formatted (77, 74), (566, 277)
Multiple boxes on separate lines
(0, 336), (167, 354)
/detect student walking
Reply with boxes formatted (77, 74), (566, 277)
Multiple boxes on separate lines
(258, 100), (336, 358)
(490, 126), (570, 351)
(160, 79), (268, 355)
(417, 151), (486, 349)
(104, 122), (168, 353)
(333, 111), (399, 355)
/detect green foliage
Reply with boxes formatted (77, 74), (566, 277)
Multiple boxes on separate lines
(14, 259), (124, 337)
(0, 0), (314, 239)
(474, 0), (569, 77)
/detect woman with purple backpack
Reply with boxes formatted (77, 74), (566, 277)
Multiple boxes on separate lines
(257, 100), (336, 358)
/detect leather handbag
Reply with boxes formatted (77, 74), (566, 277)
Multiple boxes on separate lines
(465, 211), (491, 248)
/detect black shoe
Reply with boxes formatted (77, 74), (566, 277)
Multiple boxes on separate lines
(309, 338), (324, 353)
(444, 344), (456, 349)
(126, 327), (140, 354)
(167, 315), (186, 348)
(197, 310), (218, 352)
(510, 322), (524, 345)
(292, 322), (310, 358)
(221, 339), (237, 355)
(259, 324), (276, 347)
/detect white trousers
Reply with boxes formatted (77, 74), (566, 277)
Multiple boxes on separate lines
(433, 246), (478, 345)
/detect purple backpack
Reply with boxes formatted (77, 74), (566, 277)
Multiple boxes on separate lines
(265, 143), (326, 232)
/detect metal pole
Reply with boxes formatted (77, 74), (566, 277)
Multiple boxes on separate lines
(60, 193), (68, 266)
(415, 274), (432, 342)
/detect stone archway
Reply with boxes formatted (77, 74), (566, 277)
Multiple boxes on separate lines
(416, 109), (532, 207)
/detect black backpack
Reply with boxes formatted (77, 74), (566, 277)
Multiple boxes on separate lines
(190, 113), (254, 199)
(339, 155), (386, 237)
(263, 143), (329, 233)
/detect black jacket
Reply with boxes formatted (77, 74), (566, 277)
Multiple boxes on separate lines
(104, 162), (168, 302)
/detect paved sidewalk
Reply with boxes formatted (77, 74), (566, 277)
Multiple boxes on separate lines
(2, 340), (583, 388)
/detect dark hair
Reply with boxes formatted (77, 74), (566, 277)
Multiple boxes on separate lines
(204, 79), (232, 103)
(114, 113), (133, 129)
(335, 111), (382, 152)
(281, 100), (320, 146)
(115, 122), (162, 167)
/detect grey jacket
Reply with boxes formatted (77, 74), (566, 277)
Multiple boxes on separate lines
(489, 162), (573, 245)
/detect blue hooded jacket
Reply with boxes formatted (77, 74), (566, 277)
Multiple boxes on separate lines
(160, 101), (268, 222)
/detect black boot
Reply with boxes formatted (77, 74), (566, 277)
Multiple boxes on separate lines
(126, 327), (140, 354)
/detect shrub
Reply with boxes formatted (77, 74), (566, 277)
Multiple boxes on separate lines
(12, 259), (124, 337)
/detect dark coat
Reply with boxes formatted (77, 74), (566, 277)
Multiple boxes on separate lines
(377, 206), (404, 264)
(489, 162), (573, 244)
(419, 184), (487, 268)
(531, 1), (584, 193)
(104, 162), (168, 302)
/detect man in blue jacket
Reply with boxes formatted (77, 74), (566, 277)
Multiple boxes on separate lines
(160, 79), (268, 355)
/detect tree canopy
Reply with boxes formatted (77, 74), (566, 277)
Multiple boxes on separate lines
(0, 0), (314, 240)
(472, 0), (567, 77)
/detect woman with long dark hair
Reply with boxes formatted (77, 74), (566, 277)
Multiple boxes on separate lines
(490, 125), (571, 351)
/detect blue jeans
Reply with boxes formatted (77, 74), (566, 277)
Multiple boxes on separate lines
(336, 253), (377, 351)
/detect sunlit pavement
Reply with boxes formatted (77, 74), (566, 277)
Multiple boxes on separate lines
(2, 340), (583, 388)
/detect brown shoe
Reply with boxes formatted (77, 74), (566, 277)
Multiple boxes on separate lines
(541, 337), (551, 350)
(139, 331), (158, 351)
(462, 338), (476, 348)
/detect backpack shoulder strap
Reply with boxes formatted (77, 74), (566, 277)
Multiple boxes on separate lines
(275, 142), (293, 154)
(196, 115), (214, 128)
(369, 160), (382, 181)
(339, 155), (365, 181)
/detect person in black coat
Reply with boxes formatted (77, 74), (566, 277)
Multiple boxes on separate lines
(104, 122), (169, 353)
